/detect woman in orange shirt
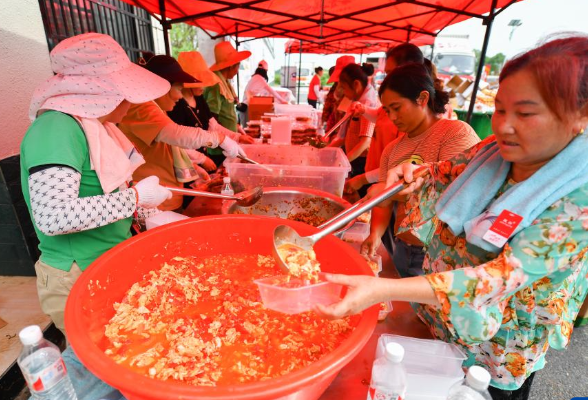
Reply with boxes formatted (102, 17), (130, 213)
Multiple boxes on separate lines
(307, 66), (323, 108)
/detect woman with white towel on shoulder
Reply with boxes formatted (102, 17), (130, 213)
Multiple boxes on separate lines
(21, 33), (172, 337)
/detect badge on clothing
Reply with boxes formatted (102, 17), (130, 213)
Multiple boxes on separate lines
(482, 210), (523, 248)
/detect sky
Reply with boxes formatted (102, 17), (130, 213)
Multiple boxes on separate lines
(273, 0), (588, 68)
(442, 0), (588, 58)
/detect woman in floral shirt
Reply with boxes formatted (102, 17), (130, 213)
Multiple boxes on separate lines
(317, 36), (588, 400)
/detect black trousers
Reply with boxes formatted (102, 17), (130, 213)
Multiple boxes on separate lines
(488, 372), (536, 400)
(308, 99), (318, 108)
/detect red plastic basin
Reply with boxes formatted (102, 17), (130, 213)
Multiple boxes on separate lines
(65, 216), (378, 400)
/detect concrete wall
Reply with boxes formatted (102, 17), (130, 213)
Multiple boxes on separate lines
(0, 0), (53, 160)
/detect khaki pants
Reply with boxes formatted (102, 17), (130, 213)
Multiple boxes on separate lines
(35, 260), (83, 339)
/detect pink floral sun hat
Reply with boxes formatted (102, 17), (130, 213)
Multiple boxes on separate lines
(29, 33), (170, 120)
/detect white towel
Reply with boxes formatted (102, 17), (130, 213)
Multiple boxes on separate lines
(75, 117), (145, 193)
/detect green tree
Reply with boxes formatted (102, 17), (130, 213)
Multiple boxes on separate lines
(474, 50), (506, 75)
(169, 24), (199, 59)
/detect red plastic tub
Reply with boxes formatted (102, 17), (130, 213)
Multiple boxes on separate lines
(65, 216), (378, 400)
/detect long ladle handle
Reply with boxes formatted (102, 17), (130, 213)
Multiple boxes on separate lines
(324, 112), (352, 139)
(237, 155), (274, 172)
(165, 186), (237, 201)
(316, 200), (364, 230)
(309, 167), (429, 242)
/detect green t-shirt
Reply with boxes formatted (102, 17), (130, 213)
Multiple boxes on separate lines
(204, 71), (238, 156)
(20, 111), (132, 271)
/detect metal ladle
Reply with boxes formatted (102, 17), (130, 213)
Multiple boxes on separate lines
(273, 167), (428, 274)
(237, 154), (274, 172)
(166, 186), (264, 207)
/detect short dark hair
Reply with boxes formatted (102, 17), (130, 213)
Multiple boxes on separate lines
(315, 66), (323, 74)
(328, 66), (336, 76)
(385, 43), (424, 66)
(379, 62), (448, 115)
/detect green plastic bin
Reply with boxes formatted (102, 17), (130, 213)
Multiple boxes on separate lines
(455, 109), (494, 140)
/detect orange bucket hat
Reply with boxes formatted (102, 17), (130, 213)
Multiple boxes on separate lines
(178, 51), (221, 88)
(209, 41), (251, 72)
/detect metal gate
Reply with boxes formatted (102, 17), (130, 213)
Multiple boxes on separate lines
(38, 0), (155, 62)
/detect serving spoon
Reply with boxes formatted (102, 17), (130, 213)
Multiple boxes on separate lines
(273, 167), (428, 274)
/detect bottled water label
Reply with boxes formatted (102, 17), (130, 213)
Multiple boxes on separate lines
(23, 357), (68, 393)
(367, 387), (403, 400)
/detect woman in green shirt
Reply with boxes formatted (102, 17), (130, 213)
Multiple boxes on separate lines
(21, 33), (173, 336)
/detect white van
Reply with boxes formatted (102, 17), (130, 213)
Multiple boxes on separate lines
(431, 35), (476, 80)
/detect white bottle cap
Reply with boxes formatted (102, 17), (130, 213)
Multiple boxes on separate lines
(466, 366), (491, 391)
(223, 177), (231, 183)
(19, 325), (43, 346)
(384, 342), (405, 363)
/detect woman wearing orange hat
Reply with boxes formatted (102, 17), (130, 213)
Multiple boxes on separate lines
(119, 55), (247, 212)
(168, 51), (223, 173)
(205, 41), (253, 165)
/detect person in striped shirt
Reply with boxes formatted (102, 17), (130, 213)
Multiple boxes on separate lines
(362, 63), (480, 278)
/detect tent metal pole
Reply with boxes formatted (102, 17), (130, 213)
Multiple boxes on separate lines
(430, 41), (436, 59)
(283, 45), (288, 87)
(235, 23), (240, 98)
(287, 44), (292, 90)
(466, 0), (497, 124)
(159, 0), (170, 56)
(297, 40), (303, 104)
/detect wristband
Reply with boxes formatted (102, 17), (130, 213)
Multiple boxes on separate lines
(130, 186), (139, 209)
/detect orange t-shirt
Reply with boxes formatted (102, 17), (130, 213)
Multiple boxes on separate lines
(308, 75), (320, 101)
(378, 119), (480, 245)
(118, 101), (183, 211)
(365, 108), (399, 171)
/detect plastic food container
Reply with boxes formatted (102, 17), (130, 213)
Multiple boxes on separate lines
(255, 273), (343, 314)
(375, 334), (466, 399)
(274, 104), (315, 118)
(225, 144), (351, 197)
(377, 301), (393, 321)
(65, 216), (378, 400)
(342, 238), (382, 276)
(341, 222), (370, 243)
(145, 211), (189, 230)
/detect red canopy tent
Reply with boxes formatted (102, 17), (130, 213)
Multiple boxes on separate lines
(283, 37), (434, 55)
(123, 0), (520, 49)
(121, 0), (523, 120)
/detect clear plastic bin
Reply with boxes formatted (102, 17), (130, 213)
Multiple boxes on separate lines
(225, 144), (351, 196)
(341, 222), (370, 243)
(274, 104), (314, 118)
(342, 236), (382, 275)
(145, 211), (189, 230)
(375, 334), (466, 399)
(377, 301), (393, 321)
(254, 273), (343, 314)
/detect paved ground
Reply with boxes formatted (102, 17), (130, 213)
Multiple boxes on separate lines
(529, 325), (588, 400)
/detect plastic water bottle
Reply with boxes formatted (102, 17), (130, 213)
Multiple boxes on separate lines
(221, 177), (235, 196)
(367, 342), (407, 400)
(447, 365), (493, 400)
(17, 325), (77, 400)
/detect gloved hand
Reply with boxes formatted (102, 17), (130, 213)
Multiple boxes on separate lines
(192, 163), (211, 181)
(219, 136), (247, 159)
(238, 134), (255, 144)
(133, 176), (172, 208)
(200, 156), (217, 171)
